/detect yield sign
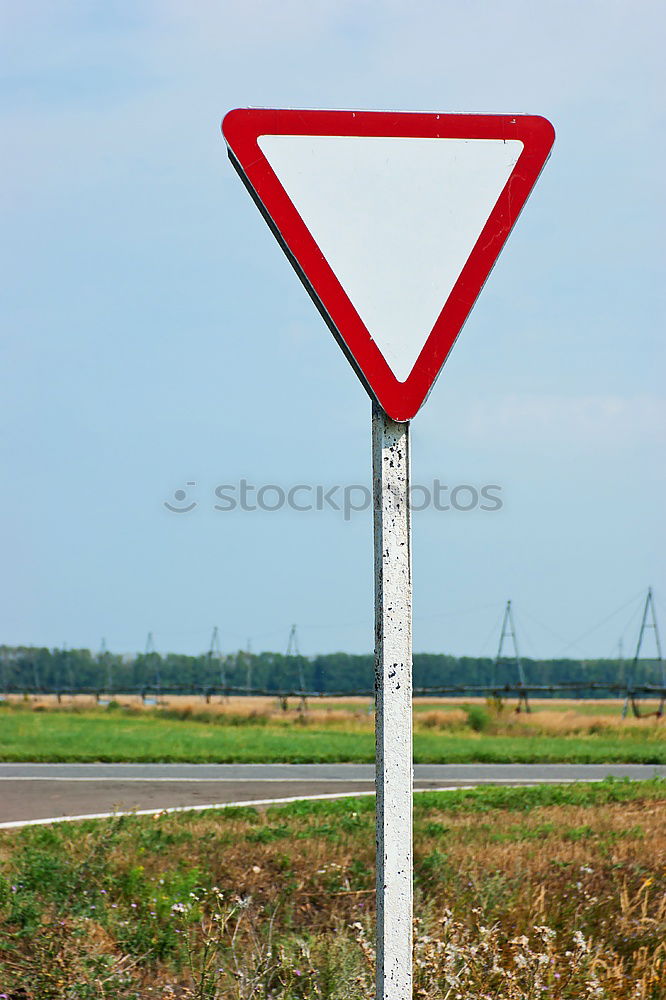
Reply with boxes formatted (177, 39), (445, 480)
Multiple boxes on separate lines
(222, 109), (554, 421)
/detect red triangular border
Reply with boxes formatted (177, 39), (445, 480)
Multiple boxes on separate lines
(223, 109), (554, 421)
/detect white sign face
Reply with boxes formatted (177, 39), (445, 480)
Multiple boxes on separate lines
(258, 134), (523, 382)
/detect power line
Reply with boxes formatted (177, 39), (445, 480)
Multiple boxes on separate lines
(477, 607), (505, 658)
(520, 607), (572, 651)
(555, 589), (647, 657)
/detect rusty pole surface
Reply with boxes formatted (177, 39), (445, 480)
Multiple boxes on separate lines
(372, 401), (413, 1000)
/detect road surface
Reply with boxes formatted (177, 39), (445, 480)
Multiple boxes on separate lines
(0, 763), (663, 827)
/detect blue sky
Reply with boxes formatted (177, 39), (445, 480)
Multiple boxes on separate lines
(1, 1), (664, 661)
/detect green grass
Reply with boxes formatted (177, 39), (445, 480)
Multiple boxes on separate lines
(1, 709), (665, 762)
(268, 775), (666, 818)
(1, 779), (665, 997)
(343, 779), (666, 823)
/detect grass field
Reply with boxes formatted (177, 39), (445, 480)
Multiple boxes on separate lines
(1, 779), (664, 997)
(1, 699), (665, 763)
(4, 693), (655, 715)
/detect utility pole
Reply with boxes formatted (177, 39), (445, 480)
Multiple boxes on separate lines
(62, 643), (75, 699)
(208, 626), (227, 702)
(623, 588), (664, 718)
(493, 600), (529, 712)
(145, 632), (160, 702)
(99, 637), (113, 694)
(244, 638), (253, 696)
(287, 624), (307, 708)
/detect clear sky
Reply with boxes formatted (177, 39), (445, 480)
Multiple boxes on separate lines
(2, 1), (664, 662)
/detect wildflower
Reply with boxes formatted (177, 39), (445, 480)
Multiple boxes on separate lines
(573, 930), (589, 953)
(171, 903), (187, 914)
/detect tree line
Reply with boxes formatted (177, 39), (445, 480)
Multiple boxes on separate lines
(0, 645), (660, 696)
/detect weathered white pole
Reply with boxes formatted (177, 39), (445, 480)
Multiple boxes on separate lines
(372, 400), (413, 1000)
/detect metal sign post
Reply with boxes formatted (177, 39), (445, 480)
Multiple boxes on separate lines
(373, 402), (412, 999)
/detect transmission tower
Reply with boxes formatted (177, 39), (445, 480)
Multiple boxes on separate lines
(145, 632), (160, 700)
(62, 643), (75, 698)
(286, 624), (306, 692)
(287, 624), (299, 657)
(493, 600), (529, 712)
(239, 638), (253, 696)
(208, 626), (227, 700)
(286, 623), (309, 711)
(99, 637), (113, 694)
(622, 588), (664, 718)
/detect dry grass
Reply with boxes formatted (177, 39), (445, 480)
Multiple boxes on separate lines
(428, 707), (665, 738)
(1, 784), (665, 997)
(6, 695), (664, 740)
(5, 694), (641, 714)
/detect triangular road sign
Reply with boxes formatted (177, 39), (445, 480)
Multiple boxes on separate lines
(223, 109), (554, 421)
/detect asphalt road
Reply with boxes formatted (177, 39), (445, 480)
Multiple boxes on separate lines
(1, 763), (663, 827)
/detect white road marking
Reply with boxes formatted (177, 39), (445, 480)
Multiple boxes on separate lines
(0, 776), (373, 783)
(0, 780), (610, 830)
